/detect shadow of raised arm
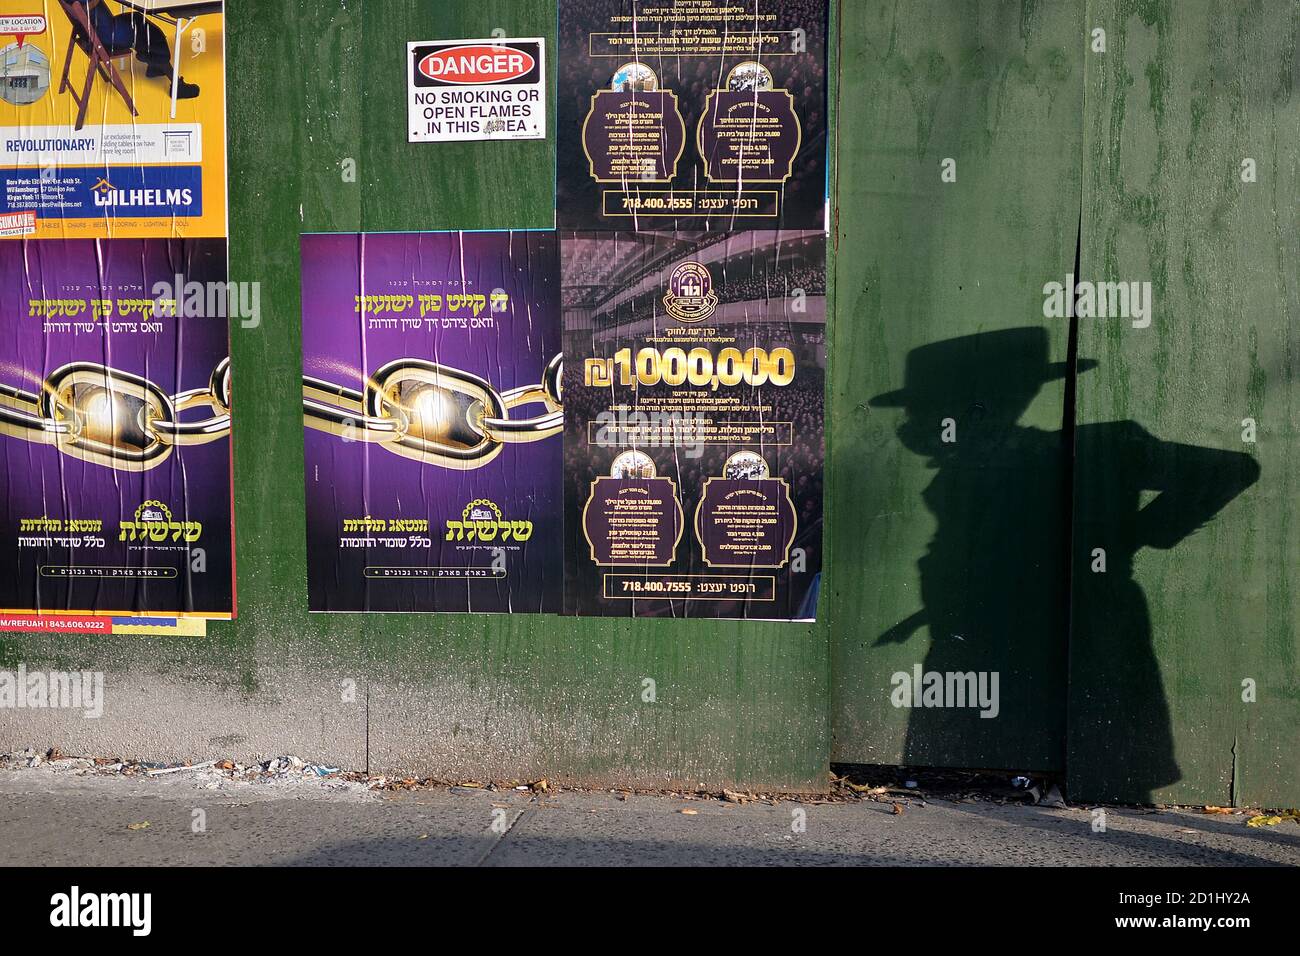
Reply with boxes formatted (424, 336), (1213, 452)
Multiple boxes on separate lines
(1133, 438), (1260, 551)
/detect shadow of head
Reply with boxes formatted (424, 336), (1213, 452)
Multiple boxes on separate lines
(870, 327), (1095, 457)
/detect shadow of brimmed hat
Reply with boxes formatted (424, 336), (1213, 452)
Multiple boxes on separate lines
(870, 327), (1097, 408)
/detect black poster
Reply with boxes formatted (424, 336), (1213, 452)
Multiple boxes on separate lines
(558, 0), (829, 232)
(562, 231), (825, 620)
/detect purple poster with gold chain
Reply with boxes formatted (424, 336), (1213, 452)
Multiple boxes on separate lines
(300, 231), (562, 614)
(0, 238), (235, 623)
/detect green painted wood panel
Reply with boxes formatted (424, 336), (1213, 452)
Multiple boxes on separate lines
(829, 0), (1083, 771)
(1070, 0), (1298, 806)
(228, 0), (834, 788)
(0, 0), (833, 788)
(5, 0), (1294, 803)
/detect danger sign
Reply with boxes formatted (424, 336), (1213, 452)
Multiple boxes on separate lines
(408, 38), (547, 143)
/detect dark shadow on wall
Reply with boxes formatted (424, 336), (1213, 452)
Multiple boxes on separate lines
(869, 328), (1259, 802)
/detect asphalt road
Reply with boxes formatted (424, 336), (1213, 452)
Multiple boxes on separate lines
(1, 767), (1298, 866)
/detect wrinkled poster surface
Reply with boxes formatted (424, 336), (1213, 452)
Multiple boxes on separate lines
(0, 239), (234, 622)
(301, 232), (562, 614)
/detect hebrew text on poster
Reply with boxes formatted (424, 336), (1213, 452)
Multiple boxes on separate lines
(0, 238), (235, 620)
(558, 0), (828, 232)
(301, 231), (562, 614)
(563, 230), (824, 620)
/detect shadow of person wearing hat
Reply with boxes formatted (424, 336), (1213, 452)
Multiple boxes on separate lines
(870, 327), (1259, 802)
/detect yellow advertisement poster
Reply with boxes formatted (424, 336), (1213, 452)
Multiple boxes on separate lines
(0, 1), (225, 239)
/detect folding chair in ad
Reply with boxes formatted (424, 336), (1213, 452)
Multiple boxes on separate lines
(57, 0), (138, 131)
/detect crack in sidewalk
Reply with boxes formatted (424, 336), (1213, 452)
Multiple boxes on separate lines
(473, 806), (533, 866)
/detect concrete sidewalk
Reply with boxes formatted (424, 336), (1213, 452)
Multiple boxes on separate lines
(1, 767), (1298, 866)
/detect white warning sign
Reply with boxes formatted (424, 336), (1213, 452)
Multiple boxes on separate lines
(407, 38), (547, 143)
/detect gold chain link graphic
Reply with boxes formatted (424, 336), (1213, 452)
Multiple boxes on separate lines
(304, 353), (562, 469)
(0, 358), (231, 472)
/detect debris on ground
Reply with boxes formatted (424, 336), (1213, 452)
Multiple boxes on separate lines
(831, 766), (1025, 807)
(146, 760), (217, 776)
(1246, 810), (1300, 827)
(843, 781), (888, 796)
(0, 747), (368, 795)
(1039, 784), (1067, 808)
(3, 749), (1294, 820)
(1013, 775), (1046, 804)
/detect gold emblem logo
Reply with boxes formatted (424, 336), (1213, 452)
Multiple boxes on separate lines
(663, 261), (718, 324)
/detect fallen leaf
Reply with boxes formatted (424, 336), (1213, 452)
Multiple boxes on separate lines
(848, 782), (889, 795)
(1247, 810), (1300, 827)
(891, 802), (904, 815)
(126, 822), (150, 831)
(1202, 806), (1234, 814)
(680, 808), (698, 815)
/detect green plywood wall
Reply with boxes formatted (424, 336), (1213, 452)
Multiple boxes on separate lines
(829, 0), (1298, 806)
(1070, 0), (1298, 806)
(828, 0), (1083, 772)
(222, 0), (836, 788)
(1, 1), (1295, 805)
